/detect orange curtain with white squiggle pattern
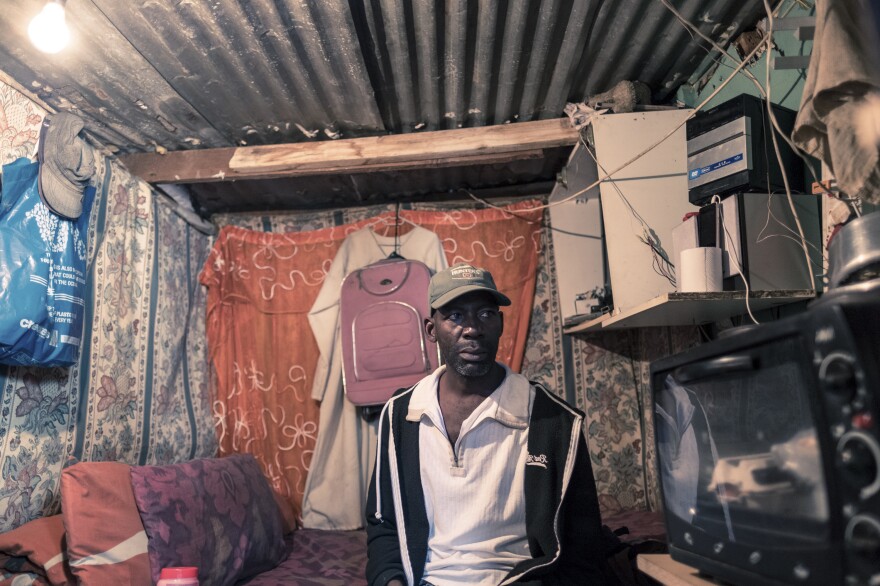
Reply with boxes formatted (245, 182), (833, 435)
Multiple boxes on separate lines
(402, 201), (543, 372)
(201, 201), (543, 522)
(200, 224), (356, 522)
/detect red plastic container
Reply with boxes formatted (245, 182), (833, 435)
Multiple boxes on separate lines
(157, 567), (199, 585)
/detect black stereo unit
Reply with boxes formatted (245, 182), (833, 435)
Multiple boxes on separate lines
(686, 94), (805, 206)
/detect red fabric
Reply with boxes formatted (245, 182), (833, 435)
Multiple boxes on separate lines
(401, 200), (544, 372)
(0, 515), (74, 585)
(201, 201), (543, 521)
(60, 462), (151, 586)
(200, 223), (370, 522)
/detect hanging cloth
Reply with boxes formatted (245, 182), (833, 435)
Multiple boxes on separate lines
(793, 0), (880, 204)
(200, 225), (342, 522)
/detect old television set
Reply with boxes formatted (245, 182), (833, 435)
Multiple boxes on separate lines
(650, 282), (880, 586)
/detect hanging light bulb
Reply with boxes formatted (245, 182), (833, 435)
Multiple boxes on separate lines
(28, 1), (70, 54)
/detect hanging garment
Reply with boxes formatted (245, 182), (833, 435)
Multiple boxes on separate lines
(0, 158), (94, 366)
(340, 257), (440, 406)
(302, 225), (447, 530)
(793, 0), (880, 204)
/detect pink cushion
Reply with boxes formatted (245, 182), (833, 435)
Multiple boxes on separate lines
(60, 462), (151, 585)
(0, 515), (74, 585)
(130, 454), (286, 586)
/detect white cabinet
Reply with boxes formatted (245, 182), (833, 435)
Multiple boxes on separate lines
(550, 109), (693, 323)
(592, 109), (694, 317)
(548, 143), (605, 321)
(554, 110), (817, 334)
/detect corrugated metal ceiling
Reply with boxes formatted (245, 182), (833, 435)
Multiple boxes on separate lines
(0, 0), (772, 212)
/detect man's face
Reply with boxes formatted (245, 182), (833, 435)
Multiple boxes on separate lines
(426, 290), (504, 378)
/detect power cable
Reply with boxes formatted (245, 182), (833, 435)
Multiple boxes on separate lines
(715, 195), (760, 324)
(465, 28), (773, 215)
(762, 0), (815, 289)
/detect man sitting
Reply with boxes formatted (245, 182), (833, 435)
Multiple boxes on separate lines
(366, 263), (610, 585)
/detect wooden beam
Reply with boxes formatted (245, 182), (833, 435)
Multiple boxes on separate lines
(120, 118), (578, 184)
(229, 118), (578, 174)
(121, 147), (238, 183)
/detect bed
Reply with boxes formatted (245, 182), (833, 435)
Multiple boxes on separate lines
(243, 509), (666, 585)
(0, 452), (666, 586)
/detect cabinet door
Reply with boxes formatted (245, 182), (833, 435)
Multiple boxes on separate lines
(548, 143), (605, 319)
(593, 109), (693, 315)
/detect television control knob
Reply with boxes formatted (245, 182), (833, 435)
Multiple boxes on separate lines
(838, 432), (880, 499)
(845, 514), (880, 561)
(819, 353), (857, 401)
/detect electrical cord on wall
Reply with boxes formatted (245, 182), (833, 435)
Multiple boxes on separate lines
(755, 192), (827, 276)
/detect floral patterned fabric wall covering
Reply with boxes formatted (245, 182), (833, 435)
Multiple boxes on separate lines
(0, 82), (216, 533)
(571, 327), (700, 514)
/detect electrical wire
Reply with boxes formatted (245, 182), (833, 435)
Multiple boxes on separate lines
(464, 27), (773, 215)
(579, 137), (677, 287)
(754, 192), (827, 274)
(714, 195), (760, 324)
(762, 0), (815, 291)
(458, 188), (600, 240)
(698, 323), (714, 343)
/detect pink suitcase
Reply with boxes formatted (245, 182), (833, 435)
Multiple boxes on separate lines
(340, 258), (440, 406)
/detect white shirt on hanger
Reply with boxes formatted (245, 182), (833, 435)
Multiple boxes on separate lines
(302, 224), (448, 530)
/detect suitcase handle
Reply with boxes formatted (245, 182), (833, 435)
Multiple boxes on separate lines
(355, 261), (411, 295)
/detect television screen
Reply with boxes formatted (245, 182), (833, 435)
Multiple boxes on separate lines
(654, 336), (830, 566)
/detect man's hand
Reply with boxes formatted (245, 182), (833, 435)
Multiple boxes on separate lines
(387, 580), (405, 586)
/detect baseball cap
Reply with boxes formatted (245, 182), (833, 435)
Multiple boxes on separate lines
(37, 111), (95, 220)
(428, 263), (511, 309)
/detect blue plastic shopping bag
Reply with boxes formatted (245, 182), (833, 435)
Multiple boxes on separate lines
(0, 157), (95, 366)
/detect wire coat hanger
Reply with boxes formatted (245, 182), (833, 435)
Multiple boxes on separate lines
(366, 203), (420, 259)
(388, 202), (404, 259)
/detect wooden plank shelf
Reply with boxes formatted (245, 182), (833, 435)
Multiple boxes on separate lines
(637, 554), (724, 585)
(563, 290), (816, 334)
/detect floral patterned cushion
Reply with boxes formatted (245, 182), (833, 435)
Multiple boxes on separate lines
(130, 454), (286, 586)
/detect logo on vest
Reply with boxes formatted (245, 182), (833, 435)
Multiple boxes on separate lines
(526, 453), (548, 468)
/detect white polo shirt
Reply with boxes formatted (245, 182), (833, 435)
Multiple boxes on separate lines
(406, 365), (535, 586)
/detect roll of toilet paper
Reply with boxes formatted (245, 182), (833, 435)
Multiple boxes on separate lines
(679, 247), (723, 292)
